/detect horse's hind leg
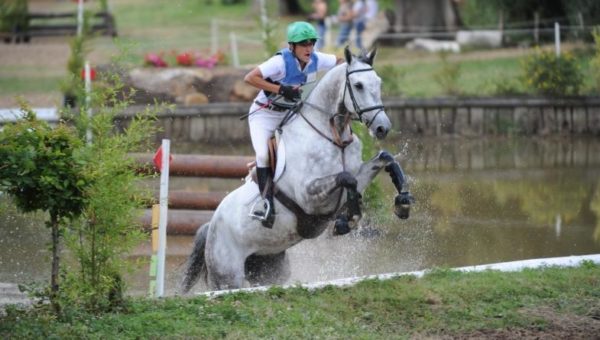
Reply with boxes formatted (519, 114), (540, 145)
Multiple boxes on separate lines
(244, 251), (291, 286)
(180, 223), (209, 294)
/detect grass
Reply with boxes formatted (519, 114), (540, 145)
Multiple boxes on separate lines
(2, 0), (598, 105)
(1, 263), (598, 338)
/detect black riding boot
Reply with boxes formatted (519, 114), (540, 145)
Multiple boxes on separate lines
(253, 167), (275, 228)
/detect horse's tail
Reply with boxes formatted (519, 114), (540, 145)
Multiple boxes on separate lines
(180, 223), (209, 294)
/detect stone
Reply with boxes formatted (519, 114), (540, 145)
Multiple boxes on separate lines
(184, 93), (209, 106)
(231, 80), (259, 102)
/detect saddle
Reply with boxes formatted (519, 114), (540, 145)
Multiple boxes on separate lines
(248, 134), (337, 239)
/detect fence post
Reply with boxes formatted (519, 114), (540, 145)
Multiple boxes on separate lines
(554, 22), (561, 57)
(230, 32), (240, 68)
(156, 139), (170, 298)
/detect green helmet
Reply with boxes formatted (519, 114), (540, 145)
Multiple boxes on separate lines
(287, 21), (319, 43)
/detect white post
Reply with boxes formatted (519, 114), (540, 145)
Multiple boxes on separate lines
(211, 19), (218, 55)
(554, 22), (561, 57)
(230, 32), (240, 68)
(325, 16), (332, 49)
(155, 139), (170, 298)
(77, 0), (84, 37)
(84, 61), (92, 144)
(259, 0), (268, 56)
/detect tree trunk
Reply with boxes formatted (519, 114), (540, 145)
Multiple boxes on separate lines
(50, 214), (61, 315)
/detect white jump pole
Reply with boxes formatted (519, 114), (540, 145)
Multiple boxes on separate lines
(77, 0), (84, 37)
(554, 22), (561, 57)
(84, 61), (92, 144)
(156, 139), (170, 297)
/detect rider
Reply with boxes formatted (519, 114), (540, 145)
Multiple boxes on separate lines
(244, 21), (343, 228)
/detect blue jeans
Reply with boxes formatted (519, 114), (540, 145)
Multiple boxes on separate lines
(354, 21), (366, 50)
(316, 22), (326, 50)
(336, 22), (352, 48)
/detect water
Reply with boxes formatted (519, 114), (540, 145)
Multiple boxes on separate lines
(1, 137), (599, 296)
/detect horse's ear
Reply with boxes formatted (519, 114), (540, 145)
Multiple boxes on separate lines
(344, 45), (353, 64)
(366, 47), (378, 66)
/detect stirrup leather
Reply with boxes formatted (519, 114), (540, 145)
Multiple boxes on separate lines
(249, 198), (272, 221)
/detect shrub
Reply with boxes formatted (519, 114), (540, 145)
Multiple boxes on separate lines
(434, 52), (462, 96)
(377, 64), (405, 97)
(521, 48), (583, 96)
(590, 27), (600, 93)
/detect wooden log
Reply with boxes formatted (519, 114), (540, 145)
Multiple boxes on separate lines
(132, 153), (254, 178)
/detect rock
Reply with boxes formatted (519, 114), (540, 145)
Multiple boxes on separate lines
(184, 93), (209, 106)
(456, 30), (503, 48)
(231, 80), (259, 102)
(406, 38), (460, 53)
(116, 67), (253, 104)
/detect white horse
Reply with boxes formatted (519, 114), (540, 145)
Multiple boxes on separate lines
(181, 47), (413, 292)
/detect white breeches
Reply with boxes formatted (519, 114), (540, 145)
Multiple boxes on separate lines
(248, 103), (284, 168)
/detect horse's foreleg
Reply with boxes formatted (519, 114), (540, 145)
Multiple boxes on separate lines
(355, 150), (414, 219)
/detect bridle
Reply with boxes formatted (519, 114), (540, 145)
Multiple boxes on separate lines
(343, 66), (385, 129)
(296, 63), (385, 148)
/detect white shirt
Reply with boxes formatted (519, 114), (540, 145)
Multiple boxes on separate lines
(366, 0), (378, 21)
(353, 1), (367, 24)
(254, 51), (338, 103)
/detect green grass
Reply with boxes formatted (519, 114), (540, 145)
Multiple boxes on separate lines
(2, 263), (598, 339)
(0, 76), (62, 94)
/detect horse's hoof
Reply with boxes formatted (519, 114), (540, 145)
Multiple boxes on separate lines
(394, 193), (413, 219)
(334, 216), (350, 235)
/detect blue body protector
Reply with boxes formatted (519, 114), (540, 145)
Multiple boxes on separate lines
(263, 49), (319, 108)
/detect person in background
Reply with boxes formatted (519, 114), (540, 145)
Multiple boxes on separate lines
(243, 21), (342, 228)
(352, 0), (367, 50)
(365, 0), (378, 25)
(308, 0), (328, 50)
(335, 0), (354, 48)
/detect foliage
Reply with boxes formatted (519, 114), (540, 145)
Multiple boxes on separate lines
(58, 66), (159, 313)
(258, 0), (280, 57)
(0, 0), (28, 32)
(376, 64), (405, 97)
(521, 48), (583, 96)
(434, 52), (462, 96)
(1, 264), (599, 338)
(591, 27), (600, 93)
(61, 13), (92, 107)
(0, 101), (87, 313)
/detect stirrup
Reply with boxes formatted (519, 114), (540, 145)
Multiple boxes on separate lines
(249, 198), (271, 221)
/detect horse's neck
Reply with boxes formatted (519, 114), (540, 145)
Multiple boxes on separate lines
(301, 65), (346, 128)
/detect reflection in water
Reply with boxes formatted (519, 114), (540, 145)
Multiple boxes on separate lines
(1, 138), (599, 295)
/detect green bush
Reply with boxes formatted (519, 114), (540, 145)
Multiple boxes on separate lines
(434, 52), (462, 96)
(521, 48), (583, 96)
(377, 64), (405, 97)
(0, 0), (28, 32)
(591, 27), (600, 93)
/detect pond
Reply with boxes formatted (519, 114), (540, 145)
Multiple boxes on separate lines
(1, 137), (599, 296)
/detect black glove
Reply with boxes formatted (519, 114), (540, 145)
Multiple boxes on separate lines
(278, 85), (301, 102)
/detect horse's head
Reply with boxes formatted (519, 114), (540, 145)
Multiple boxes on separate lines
(341, 46), (391, 140)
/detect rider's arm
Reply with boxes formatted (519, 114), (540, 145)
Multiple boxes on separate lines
(244, 67), (282, 94)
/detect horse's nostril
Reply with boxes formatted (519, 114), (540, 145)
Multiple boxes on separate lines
(376, 126), (388, 139)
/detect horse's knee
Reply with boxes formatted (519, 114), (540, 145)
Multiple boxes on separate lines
(335, 171), (357, 189)
(377, 150), (394, 163)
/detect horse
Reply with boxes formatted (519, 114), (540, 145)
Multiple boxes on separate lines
(181, 47), (413, 292)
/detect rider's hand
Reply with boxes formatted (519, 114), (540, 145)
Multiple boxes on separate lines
(278, 85), (301, 102)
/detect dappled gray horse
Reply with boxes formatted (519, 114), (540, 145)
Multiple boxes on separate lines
(181, 47), (413, 292)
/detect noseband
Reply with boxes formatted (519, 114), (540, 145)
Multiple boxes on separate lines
(344, 66), (385, 128)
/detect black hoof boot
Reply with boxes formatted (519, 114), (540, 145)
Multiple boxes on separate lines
(394, 192), (414, 219)
(333, 215), (350, 235)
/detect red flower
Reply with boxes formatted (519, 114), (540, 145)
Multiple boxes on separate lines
(144, 53), (168, 67)
(176, 52), (194, 66)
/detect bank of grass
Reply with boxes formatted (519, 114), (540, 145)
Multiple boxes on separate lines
(1, 262), (598, 338)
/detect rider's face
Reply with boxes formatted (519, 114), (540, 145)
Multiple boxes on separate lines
(292, 39), (316, 65)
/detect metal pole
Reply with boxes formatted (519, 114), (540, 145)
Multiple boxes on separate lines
(77, 0), (84, 37)
(230, 32), (239, 68)
(156, 139), (170, 297)
(555, 22), (561, 57)
(84, 61), (92, 144)
(211, 19), (218, 55)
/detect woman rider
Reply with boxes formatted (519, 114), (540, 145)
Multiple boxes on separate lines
(244, 21), (343, 228)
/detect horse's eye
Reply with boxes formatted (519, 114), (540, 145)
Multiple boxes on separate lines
(355, 83), (364, 90)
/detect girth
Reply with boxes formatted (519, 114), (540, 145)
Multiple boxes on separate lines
(274, 189), (337, 239)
